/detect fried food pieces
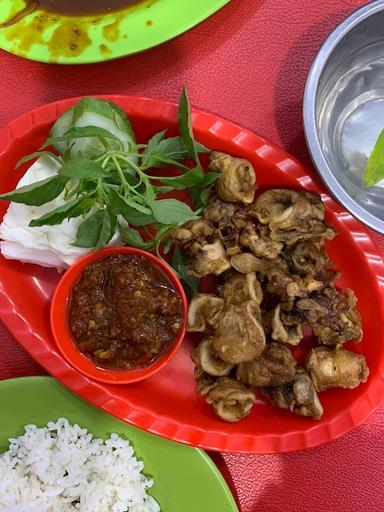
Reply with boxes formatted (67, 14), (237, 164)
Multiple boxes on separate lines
(305, 347), (369, 391)
(209, 152), (257, 204)
(192, 337), (234, 376)
(211, 300), (266, 364)
(196, 370), (256, 422)
(296, 286), (363, 345)
(187, 294), (224, 332)
(237, 342), (297, 387)
(261, 367), (324, 420)
(173, 151), (368, 422)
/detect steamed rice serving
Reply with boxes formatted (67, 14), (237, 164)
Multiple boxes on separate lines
(0, 418), (160, 512)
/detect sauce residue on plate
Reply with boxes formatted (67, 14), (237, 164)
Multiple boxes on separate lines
(0, 0), (156, 60)
(4, 0), (142, 21)
(68, 254), (184, 370)
(3, 13), (93, 57)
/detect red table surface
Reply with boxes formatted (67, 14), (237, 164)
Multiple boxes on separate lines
(1, 1), (384, 511)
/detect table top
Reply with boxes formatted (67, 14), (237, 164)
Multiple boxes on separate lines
(1, 1), (384, 511)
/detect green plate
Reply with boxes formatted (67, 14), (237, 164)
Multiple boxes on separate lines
(0, 376), (238, 512)
(0, 0), (230, 64)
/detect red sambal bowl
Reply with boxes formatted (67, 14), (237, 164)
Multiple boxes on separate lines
(50, 246), (188, 384)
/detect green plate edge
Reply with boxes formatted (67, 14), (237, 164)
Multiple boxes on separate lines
(0, 0), (230, 64)
(0, 376), (238, 512)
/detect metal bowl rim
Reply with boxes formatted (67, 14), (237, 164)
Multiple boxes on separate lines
(303, 0), (384, 234)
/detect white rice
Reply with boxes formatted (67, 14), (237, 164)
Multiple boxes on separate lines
(0, 418), (160, 512)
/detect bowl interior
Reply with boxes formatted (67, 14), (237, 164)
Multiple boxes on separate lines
(314, 5), (384, 226)
(51, 246), (187, 384)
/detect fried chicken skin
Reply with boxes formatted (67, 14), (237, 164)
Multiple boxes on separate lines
(192, 337), (234, 376)
(203, 197), (247, 230)
(296, 286), (362, 345)
(218, 271), (263, 306)
(239, 223), (283, 260)
(209, 152), (257, 204)
(211, 301), (266, 364)
(230, 252), (289, 275)
(252, 190), (324, 227)
(203, 197), (247, 256)
(261, 367), (324, 420)
(237, 342), (297, 387)
(174, 161), (367, 423)
(187, 294), (224, 333)
(188, 239), (231, 277)
(251, 189), (336, 245)
(171, 219), (214, 252)
(283, 240), (339, 282)
(196, 371), (256, 422)
(305, 347), (369, 391)
(269, 303), (304, 346)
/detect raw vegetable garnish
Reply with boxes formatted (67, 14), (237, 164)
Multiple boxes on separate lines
(0, 87), (218, 289)
(363, 129), (384, 188)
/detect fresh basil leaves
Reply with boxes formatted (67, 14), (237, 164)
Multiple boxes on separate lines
(0, 89), (218, 294)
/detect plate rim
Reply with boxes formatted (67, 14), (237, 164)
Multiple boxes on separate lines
(0, 95), (384, 454)
(0, 375), (239, 512)
(0, 0), (230, 64)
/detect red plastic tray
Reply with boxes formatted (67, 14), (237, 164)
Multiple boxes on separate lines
(0, 96), (383, 453)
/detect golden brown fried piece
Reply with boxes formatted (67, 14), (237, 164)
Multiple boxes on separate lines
(264, 268), (297, 299)
(305, 347), (369, 391)
(189, 239), (231, 277)
(211, 301), (266, 364)
(264, 268), (324, 302)
(237, 342), (297, 387)
(203, 197), (247, 256)
(194, 366), (216, 395)
(204, 197), (248, 230)
(231, 253), (269, 273)
(251, 189), (336, 245)
(197, 373), (256, 422)
(171, 219), (231, 277)
(261, 367), (324, 420)
(209, 152), (257, 204)
(171, 219), (214, 252)
(296, 286), (363, 345)
(239, 222), (283, 260)
(274, 224), (336, 246)
(187, 294), (224, 332)
(253, 190), (323, 227)
(218, 271), (263, 306)
(230, 252), (289, 275)
(192, 337), (234, 376)
(283, 240), (339, 281)
(270, 303), (304, 346)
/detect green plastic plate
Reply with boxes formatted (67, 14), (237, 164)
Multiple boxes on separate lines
(0, 376), (238, 512)
(0, 0), (229, 64)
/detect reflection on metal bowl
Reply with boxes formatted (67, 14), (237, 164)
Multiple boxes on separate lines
(304, 0), (384, 233)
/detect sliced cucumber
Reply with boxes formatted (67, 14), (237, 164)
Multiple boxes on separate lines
(107, 102), (136, 141)
(49, 98), (136, 159)
(50, 109), (74, 155)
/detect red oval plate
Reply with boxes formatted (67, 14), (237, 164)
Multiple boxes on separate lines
(0, 96), (383, 454)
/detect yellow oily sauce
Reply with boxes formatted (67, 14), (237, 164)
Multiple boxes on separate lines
(0, 0), (155, 59)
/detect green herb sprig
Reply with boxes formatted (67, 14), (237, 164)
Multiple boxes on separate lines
(0, 88), (218, 291)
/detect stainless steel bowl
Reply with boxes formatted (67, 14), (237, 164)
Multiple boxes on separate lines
(304, 0), (384, 233)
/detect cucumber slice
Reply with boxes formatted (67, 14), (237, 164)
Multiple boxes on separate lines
(73, 98), (136, 142)
(107, 101), (136, 142)
(49, 98), (136, 159)
(50, 109), (74, 155)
